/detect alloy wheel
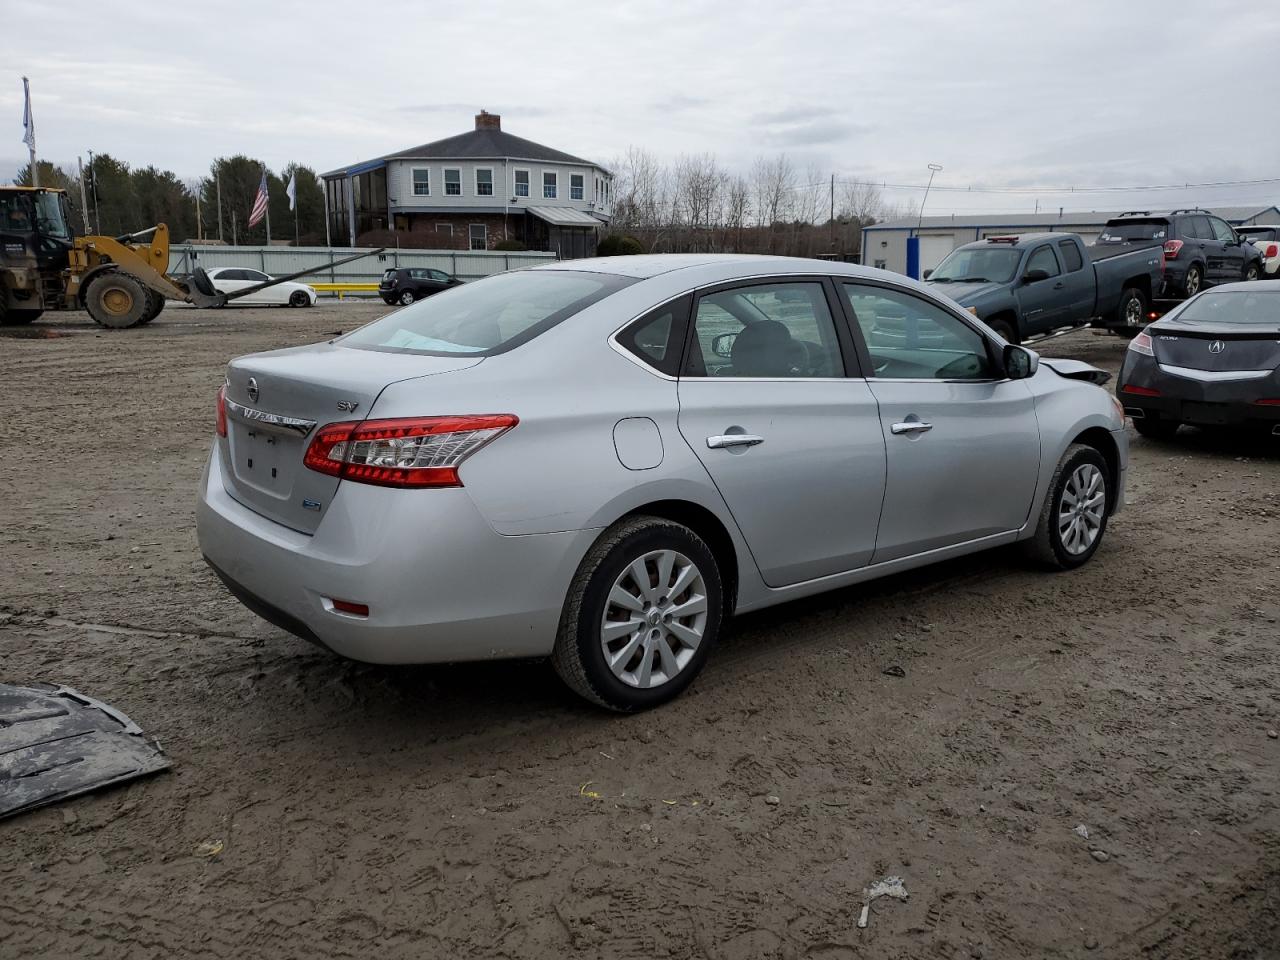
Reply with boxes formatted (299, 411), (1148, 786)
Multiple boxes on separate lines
(599, 549), (708, 689)
(1058, 463), (1106, 556)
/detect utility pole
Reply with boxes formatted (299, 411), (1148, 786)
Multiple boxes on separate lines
(916, 163), (943, 230)
(196, 190), (202, 241)
(76, 156), (91, 232)
(830, 173), (836, 252)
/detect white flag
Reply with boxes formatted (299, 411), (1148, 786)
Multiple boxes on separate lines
(286, 171), (298, 211)
(21, 77), (35, 150)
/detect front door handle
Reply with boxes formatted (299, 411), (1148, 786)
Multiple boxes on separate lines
(707, 434), (764, 449)
(1053, 281), (1065, 289)
(890, 420), (934, 435)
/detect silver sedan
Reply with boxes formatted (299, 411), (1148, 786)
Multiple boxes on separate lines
(197, 255), (1127, 710)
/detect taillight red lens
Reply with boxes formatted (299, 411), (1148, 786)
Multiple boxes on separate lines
(1128, 329), (1155, 357)
(1163, 239), (1183, 259)
(1122, 384), (1162, 397)
(216, 384), (228, 437)
(1265, 244), (1278, 259)
(331, 599), (369, 617)
(303, 414), (518, 488)
(1255, 398), (1280, 406)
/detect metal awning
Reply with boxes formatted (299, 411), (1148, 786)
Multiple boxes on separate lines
(526, 206), (602, 228)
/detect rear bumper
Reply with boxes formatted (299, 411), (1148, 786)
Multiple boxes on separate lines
(1117, 355), (1280, 426)
(196, 447), (595, 664)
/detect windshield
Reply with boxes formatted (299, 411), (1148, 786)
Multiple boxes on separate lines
(342, 269), (634, 356)
(33, 192), (71, 239)
(1098, 220), (1167, 242)
(1239, 227), (1278, 242)
(1172, 290), (1280, 326)
(929, 247), (1021, 283)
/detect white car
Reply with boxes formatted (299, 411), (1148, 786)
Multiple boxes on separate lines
(207, 267), (317, 307)
(1239, 226), (1280, 278)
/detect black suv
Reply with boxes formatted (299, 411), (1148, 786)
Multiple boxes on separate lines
(1097, 209), (1263, 299)
(378, 267), (462, 306)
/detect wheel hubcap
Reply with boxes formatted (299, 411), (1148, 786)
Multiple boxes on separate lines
(1125, 296), (1141, 324)
(600, 549), (708, 689)
(103, 287), (132, 315)
(1058, 463), (1105, 556)
(1187, 272), (1200, 295)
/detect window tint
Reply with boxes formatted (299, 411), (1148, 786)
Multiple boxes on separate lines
(841, 283), (994, 381)
(342, 270), (633, 356)
(1208, 218), (1235, 243)
(686, 282), (842, 378)
(1025, 245), (1061, 278)
(244, 270), (269, 282)
(1057, 239), (1084, 272)
(1099, 219), (1168, 242)
(429, 270), (449, 282)
(1186, 216), (1212, 240)
(617, 296), (691, 376)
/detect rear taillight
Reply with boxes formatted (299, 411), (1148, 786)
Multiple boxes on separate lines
(303, 414), (518, 488)
(216, 384), (228, 437)
(1122, 384), (1162, 397)
(1128, 329), (1155, 356)
(1265, 243), (1278, 259)
(1163, 239), (1183, 259)
(1255, 398), (1280, 406)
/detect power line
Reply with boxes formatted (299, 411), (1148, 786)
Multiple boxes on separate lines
(819, 174), (1280, 196)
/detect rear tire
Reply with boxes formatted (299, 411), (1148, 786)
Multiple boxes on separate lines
(1114, 286), (1148, 328)
(84, 272), (149, 329)
(136, 291), (165, 325)
(1182, 264), (1203, 298)
(1244, 261), (1261, 282)
(0, 308), (41, 326)
(398, 289), (416, 306)
(987, 317), (1019, 344)
(1024, 443), (1110, 570)
(552, 516), (723, 712)
(1133, 415), (1181, 440)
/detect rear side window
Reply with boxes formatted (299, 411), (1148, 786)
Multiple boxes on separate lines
(342, 270), (634, 356)
(1184, 216), (1213, 240)
(1057, 240), (1084, 272)
(616, 295), (691, 376)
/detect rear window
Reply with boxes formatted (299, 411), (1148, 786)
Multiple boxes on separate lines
(1098, 219), (1168, 242)
(342, 269), (634, 356)
(1240, 227), (1279, 242)
(1173, 290), (1280, 326)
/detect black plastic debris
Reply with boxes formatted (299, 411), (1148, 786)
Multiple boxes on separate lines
(0, 683), (169, 820)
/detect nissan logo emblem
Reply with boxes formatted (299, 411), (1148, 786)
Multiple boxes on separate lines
(1208, 340), (1225, 355)
(247, 377), (260, 403)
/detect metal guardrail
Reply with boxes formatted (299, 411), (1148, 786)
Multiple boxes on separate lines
(309, 282), (381, 299)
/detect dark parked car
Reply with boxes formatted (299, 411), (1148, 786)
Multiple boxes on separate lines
(924, 233), (1163, 342)
(1097, 210), (1263, 299)
(1116, 280), (1280, 439)
(378, 267), (462, 306)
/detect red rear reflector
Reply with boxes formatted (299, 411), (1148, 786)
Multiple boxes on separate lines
(216, 384), (228, 437)
(331, 599), (369, 617)
(304, 414), (518, 488)
(1163, 239), (1183, 259)
(1255, 398), (1280, 406)
(1122, 384), (1162, 397)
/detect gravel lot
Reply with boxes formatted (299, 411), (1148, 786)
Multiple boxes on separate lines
(2, 300), (1278, 959)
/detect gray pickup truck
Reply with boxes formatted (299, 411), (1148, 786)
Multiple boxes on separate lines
(924, 233), (1164, 342)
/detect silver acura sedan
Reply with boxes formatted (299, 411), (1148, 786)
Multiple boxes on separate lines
(198, 255), (1127, 710)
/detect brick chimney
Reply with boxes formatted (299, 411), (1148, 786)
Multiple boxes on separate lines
(475, 111), (501, 131)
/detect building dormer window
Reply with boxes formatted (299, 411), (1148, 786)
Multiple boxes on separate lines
(412, 169), (430, 196)
(444, 169), (461, 196)
(570, 174), (584, 201)
(543, 172), (558, 200)
(476, 168), (494, 197)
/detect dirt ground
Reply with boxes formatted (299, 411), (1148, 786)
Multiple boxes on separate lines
(1, 300), (1278, 960)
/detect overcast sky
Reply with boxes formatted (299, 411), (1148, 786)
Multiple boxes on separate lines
(6, 0), (1280, 216)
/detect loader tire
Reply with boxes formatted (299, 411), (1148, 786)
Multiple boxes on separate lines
(136, 291), (166, 325)
(84, 272), (149, 329)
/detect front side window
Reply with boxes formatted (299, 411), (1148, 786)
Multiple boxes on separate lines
(475, 168), (493, 197)
(444, 169), (461, 196)
(1208, 218), (1236, 243)
(570, 174), (584, 200)
(842, 283), (994, 381)
(543, 172), (557, 199)
(686, 281), (843, 378)
(514, 169), (530, 198)
(1025, 245), (1061, 279)
(340, 270), (633, 356)
(412, 168), (430, 196)
(469, 223), (487, 250)
(1058, 239), (1084, 272)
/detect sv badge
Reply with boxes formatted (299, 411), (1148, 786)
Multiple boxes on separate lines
(336, 400), (359, 412)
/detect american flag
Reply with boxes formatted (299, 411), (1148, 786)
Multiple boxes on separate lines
(248, 172), (269, 228)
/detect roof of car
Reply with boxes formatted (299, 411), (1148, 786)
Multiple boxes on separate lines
(954, 232), (1064, 248)
(1200, 279), (1280, 293)
(528, 253), (890, 281)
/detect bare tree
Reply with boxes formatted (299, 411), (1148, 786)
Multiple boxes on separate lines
(750, 154), (795, 252)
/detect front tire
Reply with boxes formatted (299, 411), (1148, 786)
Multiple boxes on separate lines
(1182, 264), (1203, 298)
(987, 316), (1019, 344)
(1024, 443), (1110, 570)
(289, 290), (311, 308)
(84, 272), (149, 329)
(552, 516), (723, 712)
(398, 289), (416, 306)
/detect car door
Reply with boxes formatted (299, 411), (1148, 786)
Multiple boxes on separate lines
(1208, 217), (1245, 280)
(675, 278), (887, 587)
(1013, 243), (1064, 334)
(838, 281), (1041, 564)
(234, 269), (277, 304)
(1186, 215), (1222, 280)
(211, 269), (252, 301)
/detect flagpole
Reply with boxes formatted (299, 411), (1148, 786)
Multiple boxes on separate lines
(76, 157), (91, 232)
(263, 167), (272, 245)
(22, 77), (38, 187)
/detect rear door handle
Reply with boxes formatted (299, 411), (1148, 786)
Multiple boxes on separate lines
(706, 434), (764, 449)
(890, 421), (933, 435)
(1053, 281), (1065, 289)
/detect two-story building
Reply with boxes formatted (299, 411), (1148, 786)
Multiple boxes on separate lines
(321, 112), (612, 258)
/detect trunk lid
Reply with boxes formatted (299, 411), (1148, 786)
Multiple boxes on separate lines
(1150, 318), (1280, 372)
(220, 343), (481, 533)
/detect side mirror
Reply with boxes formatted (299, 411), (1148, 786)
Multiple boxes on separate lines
(711, 332), (737, 359)
(1003, 344), (1039, 379)
(922, 268), (933, 279)
(1023, 268), (1050, 284)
